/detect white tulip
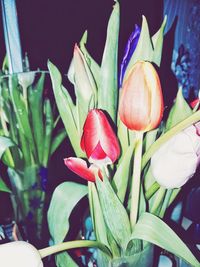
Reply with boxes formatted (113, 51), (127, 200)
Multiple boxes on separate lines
(0, 241), (43, 267)
(151, 123), (200, 189)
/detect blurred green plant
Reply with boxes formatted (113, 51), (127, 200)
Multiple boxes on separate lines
(0, 69), (67, 241)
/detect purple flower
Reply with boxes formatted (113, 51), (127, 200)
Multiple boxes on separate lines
(119, 24), (141, 88)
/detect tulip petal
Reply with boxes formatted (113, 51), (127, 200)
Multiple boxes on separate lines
(151, 129), (200, 189)
(81, 109), (120, 163)
(0, 241), (43, 267)
(64, 157), (96, 182)
(119, 61), (163, 132)
(119, 62), (151, 131)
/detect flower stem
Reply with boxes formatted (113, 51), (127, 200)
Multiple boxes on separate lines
(39, 240), (112, 259)
(150, 186), (166, 215)
(145, 182), (160, 200)
(130, 131), (143, 229)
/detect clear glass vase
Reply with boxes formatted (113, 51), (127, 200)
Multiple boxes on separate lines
(7, 166), (47, 245)
(97, 243), (154, 267)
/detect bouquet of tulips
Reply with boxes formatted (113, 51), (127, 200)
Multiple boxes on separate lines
(42, 1), (200, 267)
(0, 66), (66, 242)
(2, 1), (200, 267)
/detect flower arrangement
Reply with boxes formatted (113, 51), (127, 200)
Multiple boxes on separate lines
(1, 1), (200, 267)
(41, 2), (200, 266)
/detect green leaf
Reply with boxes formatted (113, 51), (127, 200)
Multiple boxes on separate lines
(96, 175), (131, 250)
(48, 182), (88, 244)
(42, 99), (54, 167)
(124, 16), (153, 81)
(130, 212), (200, 267)
(79, 31), (101, 89)
(48, 61), (83, 156)
(0, 136), (16, 158)
(112, 144), (134, 203)
(117, 119), (129, 160)
(152, 16), (167, 66)
(47, 182), (87, 267)
(0, 178), (11, 193)
(88, 182), (110, 249)
(73, 45), (97, 108)
(166, 88), (192, 131)
(50, 129), (67, 156)
(55, 252), (78, 267)
(29, 73), (45, 163)
(98, 2), (120, 122)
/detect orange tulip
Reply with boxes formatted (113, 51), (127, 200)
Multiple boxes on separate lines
(119, 61), (164, 132)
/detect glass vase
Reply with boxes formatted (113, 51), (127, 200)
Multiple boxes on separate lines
(97, 243), (154, 267)
(7, 165), (47, 245)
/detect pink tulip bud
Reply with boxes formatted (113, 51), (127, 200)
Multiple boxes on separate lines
(151, 122), (200, 189)
(119, 61), (164, 132)
(0, 241), (43, 267)
(81, 109), (120, 165)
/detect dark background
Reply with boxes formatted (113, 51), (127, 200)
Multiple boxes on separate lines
(0, 0), (163, 72)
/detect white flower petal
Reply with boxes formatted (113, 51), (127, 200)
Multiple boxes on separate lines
(0, 241), (43, 267)
(151, 129), (199, 189)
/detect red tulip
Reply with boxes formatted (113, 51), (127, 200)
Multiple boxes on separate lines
(64, 109), (120, 182)
(119, 61), (164, 132)
(190, 98), (200, 109)
(80, 109), (120, 165)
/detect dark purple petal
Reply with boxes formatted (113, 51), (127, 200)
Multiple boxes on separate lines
(119, 24), (141, 87)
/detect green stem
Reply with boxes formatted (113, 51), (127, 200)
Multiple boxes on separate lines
(39, 240), (112, 259)
(145, 182), (160, 200)
(130, 131), (143, 229)
(159, 189), (173, 218)
(22, 85), (28, 111)
(150, 186), (166, 215)
(168, 188), (181, 206)
(142, 110), (200, 170)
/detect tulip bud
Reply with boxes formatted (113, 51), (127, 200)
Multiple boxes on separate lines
(64, 109), (120, 182)
(151, 123), (200, 189)
(81, 109), (120, 165)
(119, 61), (164, 132)
(119, 24), (141, 87)
(18, 71), (35, 89)
(0, 241), (43, 267)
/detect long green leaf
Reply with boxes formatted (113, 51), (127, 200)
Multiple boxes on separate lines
(130, 213), (200, 267)
(151, 16), (167, 66)
(79, 31), (101, 89)
(50, 129), (67, 156)
(42, 99), (54, 167)
(98, 1), (120, 122)
(29, 73), (45, 163)
(96, 175), (131, 250)
(48, 61), (83, 156)
(89, 183), (110, 249)
(0, 178), (11, 193)
(112, 144), (134, 203)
